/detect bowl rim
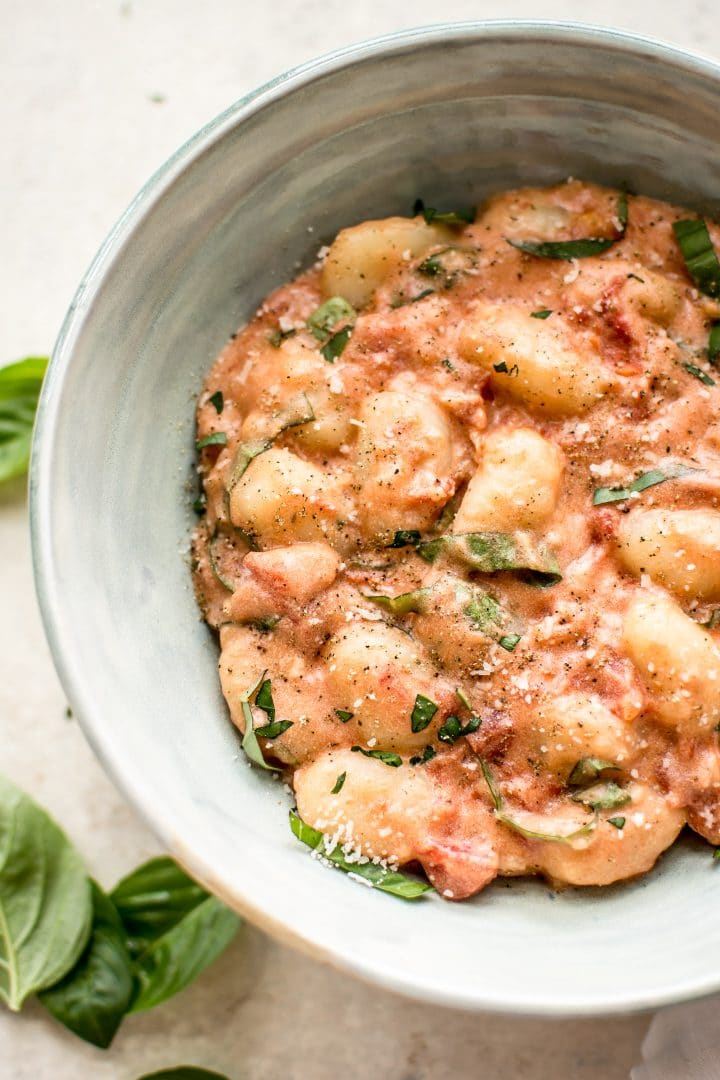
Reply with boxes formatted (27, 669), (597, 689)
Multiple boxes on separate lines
(30, 20), (720, 1016)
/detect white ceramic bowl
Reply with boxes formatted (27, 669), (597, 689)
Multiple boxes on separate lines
(31, 22), (720, 1015)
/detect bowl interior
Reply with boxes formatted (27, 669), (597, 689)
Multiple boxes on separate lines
(32, 23), (720, 1014)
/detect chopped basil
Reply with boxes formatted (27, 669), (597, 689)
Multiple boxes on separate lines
(410, 694), (438, 733)
(307, 296), (356, 340)
(480, 760), (597, 843)
(464, 592), (502, 631)
(684, 361), (716, 386)
(710, 323), (720, 364)
(225, 394), (315, 492)
(255, 678), (275, 723)
(254, 719), (293, 738)
(608, 817), (626, 830)
(492, 360), (519, 376)
(441, 357), (456, 371)
(289, 811), (432, 899)
(239, 674), (279, 771)
(417, 531), (561, 585)
(391, 288), (436, 308)
(320, 325), (352, 362)
(673, 218), (720, 298)
(365, 588), (430, 616)
(627, 272), (645, 283)
(498, 633), (522, 652)
(437, 713), (481, 744)
(267, 326), (297, 348)
(196, 431), (227, 450)
(530, 309), (553, 319)
(568, 758), (621, 787)
(592, 463), (699, 505)
(508, 192), (628, 260)
(417, 246), (479, 289)
(331, 772), (346, 794)
(208, 391), (224, 414)
(207, 532), (243, 593)
(334, 709), (354, 722)
(351, 746), (402, 767)
(387, 529), (421, 548)
(253, 614), (281, 633)
(192, 492), (207, 515)
(409, 745), (437, 766)
(571, 782), (631, 811)
(456, 688), (473, 712)
(413, 199), (475, 227)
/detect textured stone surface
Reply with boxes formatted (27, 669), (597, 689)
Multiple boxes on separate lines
(3, 1), (717, 1075)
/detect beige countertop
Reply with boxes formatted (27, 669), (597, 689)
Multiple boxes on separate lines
(3, 2), (716, 1076)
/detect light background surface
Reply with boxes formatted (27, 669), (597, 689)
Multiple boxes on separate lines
(1, 2), (715, 1077)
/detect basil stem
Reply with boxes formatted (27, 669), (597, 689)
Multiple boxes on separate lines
(508, 192), (628, 260)
(592, 463), (699, 505)
(196, 431), (227, 450)
(673, 218), (720, 298)
(289, 811), (432, 899)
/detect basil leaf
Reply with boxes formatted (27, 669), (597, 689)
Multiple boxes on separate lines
(571, 782), (631, 811)
(709, 323), (720, 364)
(0, 356), (48, 483)
(139, 1070), (230, 1080)
(592, 463), (699, 505)
(480, 761), (597, 843)
(387, 529), (421, 548)
(416, 246), (479, 288)
(208, 532), (243, 593)
(254, 719), (293, 738)
(320, 326), (352, 362)
(492, 360), (519, 376)
(438, 713), (481, 744)
(334, 709), (353, 722)
(409, 746), (437, 766)
(414, 199), (475, 226)
(673, 218), (720, 298)
(567, 758), (621, 788)
(499, 633), (522, 652)
(530, 309), (553, 319)
(208, 391), (224, 414)
(684, 362), (716, 386)
(608, 817), (626, 830)
(289, 812), (432, 899)
(307, 297), (356, 340)
(193, 492), (207, 515)
(351, 746), (402, 767)
(365, 588), (430, 616)
(110, 857), (207, 958)
(39, 881), (133, 1048)
(255, 678), (275, 723)
(130, 896), (241, 1013)
(225, 394), (315, 492)
(410, 694), (438, 733)
(0, 772), (92, 1010)
(418, 531), (561, 585)
(239, 675), (279, 771)
(507, 192), (628, 260)
(268, 326), (297, 347)
(464, 592), (502, 630)
(331, 772), (346, 794)
(391, 287), (436, 308)
(196, 432), (227, 450)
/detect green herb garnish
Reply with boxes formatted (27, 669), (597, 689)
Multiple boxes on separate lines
(409, 746), (437, 766)
(567, 758), (621, 787)
(225, 394), (315, 491)
(289, 811), (432, 899)
(571, 782), (631, 811)
(592, 463), (699, 505)
(255, 719), (293, 738)
(0, 356), (48, 483)
(387, 529), (421, 548)
(334, 709), (354, 722)
(673, 218), (720, 298)
(351, 746), (403, 767)
(239, 673), (280, 771)
(192, 492), (207, 515)
(498, 633), (522, 652)
(410, 694), (438, 733)
(530, 309), (553, 319)
(492, 360), (519, 376)
(208, 390), (224, 413)
(267, 326), (297, 347)
(480, 760), (597, 843)
(413, 199), (475, 227)
(608, 817), (626, 830)
(508, 192), (628, 260)
(320, 325), (352, 362)
(417, 531), (562, 585)
(709, 323), (720, 364)
(331, 772), (346, 794)
(196, 431), (227, 450)
(365, 588), (430, 616)
(437, 713), (482, 744)
(684, 362), (716, 386)
(255, 678), (275, 722)
(307, 296), (356, 341)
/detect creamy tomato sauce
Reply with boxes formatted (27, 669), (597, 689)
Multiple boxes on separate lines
(192, 181), (720, 900)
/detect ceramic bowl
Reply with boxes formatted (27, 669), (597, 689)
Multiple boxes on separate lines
(31, 22), (720, 1015)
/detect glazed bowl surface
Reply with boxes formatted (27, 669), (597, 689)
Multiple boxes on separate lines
(31, 22), (720, 1015)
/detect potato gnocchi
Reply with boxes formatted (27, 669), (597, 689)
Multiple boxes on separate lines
(192, 181), (720, 901)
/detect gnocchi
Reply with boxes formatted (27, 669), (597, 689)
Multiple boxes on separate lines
(193, 180), (720, 902)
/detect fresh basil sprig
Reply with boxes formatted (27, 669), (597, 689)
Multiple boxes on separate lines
(289, 811), (432, 899)
(592, 463), (699, 505)
(0, 356), (48, 483)
(0, 773), (92, 1011)
(673, 218), (720, 298)
(507, 192), (628, 260)
(110, 857), (207, 957)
